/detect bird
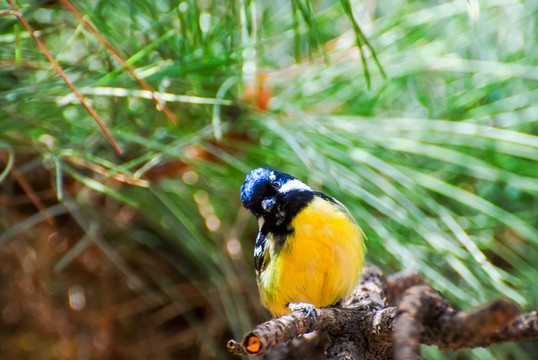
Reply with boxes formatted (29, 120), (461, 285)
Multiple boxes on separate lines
(240, 168), (365, 317)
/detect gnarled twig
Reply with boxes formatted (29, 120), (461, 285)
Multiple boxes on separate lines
(228, 266), (536, 359)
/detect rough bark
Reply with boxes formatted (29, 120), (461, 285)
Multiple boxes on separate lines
(227, 266), (537, 359)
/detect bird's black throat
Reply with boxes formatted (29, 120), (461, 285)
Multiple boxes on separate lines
(259, 190), (316, 247)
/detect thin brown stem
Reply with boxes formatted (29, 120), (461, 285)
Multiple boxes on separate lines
(10, 163), (56, 227)
(6, 0), (123, 155)
(58, 0), (178, 125)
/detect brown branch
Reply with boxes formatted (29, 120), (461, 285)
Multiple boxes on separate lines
(228, 267), (537, 359)
(66, 155), (149, 187)
(0, 9), (17, 16)
(393, 285), (524, 360)
(6, 1), (123, 156)
(393, 286), (448, 360)
(58, 0), (178, 125)
(227, 306), (396, 358)
(386, 269), (427, 305)
(486, 311), (538, 344)
(227, 266), (395, 358)
(344, 265), (389, 309)
(8, 160), (56, 227)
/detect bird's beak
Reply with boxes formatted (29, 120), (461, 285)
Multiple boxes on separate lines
(258, 216), (264, 229)
(261, 197), (276, 212)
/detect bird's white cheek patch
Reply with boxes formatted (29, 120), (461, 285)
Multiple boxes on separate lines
(278, 179), (311, 193)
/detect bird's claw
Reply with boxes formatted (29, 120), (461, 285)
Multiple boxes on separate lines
(287, 302), (317, 322)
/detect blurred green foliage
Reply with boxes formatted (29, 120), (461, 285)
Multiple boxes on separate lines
(0, 0), (537, 359)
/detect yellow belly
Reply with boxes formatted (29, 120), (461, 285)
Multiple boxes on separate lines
(257, 196), (365, 317)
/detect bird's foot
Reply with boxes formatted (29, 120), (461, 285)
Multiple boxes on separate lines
(287, 302), (317, 322)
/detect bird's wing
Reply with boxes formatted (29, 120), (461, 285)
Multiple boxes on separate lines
(254, 231), (269, 276)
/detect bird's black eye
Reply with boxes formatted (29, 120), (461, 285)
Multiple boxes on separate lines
(271, 180), (280, 190)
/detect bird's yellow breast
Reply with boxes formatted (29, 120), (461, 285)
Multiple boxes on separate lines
(257, 196), (365, 317)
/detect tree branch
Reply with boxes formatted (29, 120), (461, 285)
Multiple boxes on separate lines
(227, 266), (537, 359)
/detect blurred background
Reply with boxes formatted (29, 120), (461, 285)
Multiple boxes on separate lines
(1, 0), (537, 359)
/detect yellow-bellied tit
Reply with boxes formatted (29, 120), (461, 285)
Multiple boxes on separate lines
(240, 168), (365, 317)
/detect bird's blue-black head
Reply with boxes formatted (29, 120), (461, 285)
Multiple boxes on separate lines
(240, 168), (310, 218)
